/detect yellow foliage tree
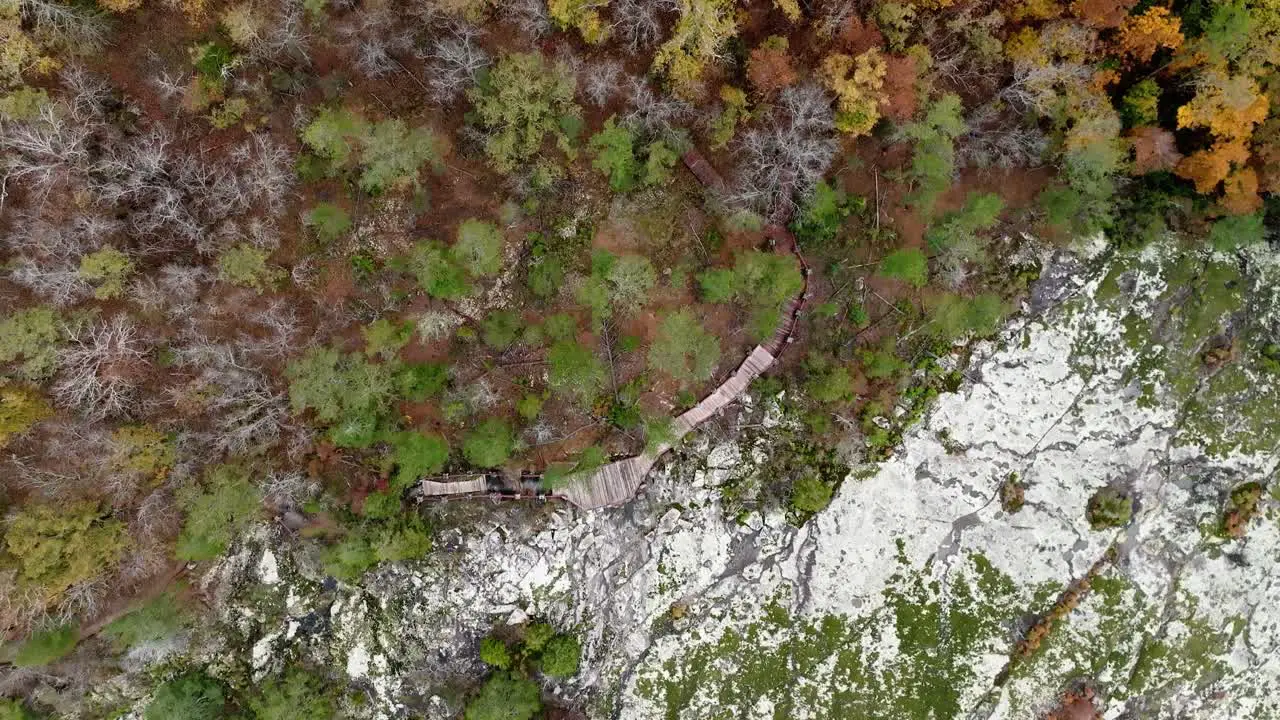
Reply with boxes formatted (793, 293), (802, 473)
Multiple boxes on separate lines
(549, 0), (611, 44)
(773, 0), (801, 22)
(652, 0), (738, 99)
(1116, 6), (1184, 62)
(1176, 71), (1269, 142)
(820, 49), (887, 136)
(1220, 167), (1262, 214)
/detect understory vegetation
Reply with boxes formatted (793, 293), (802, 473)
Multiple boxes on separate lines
(0, 0), (1276, 715)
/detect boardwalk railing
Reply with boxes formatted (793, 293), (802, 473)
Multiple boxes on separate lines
(417, 147), (809, 510)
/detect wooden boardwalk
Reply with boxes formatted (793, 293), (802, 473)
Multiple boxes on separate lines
(416, 148), (809, 510)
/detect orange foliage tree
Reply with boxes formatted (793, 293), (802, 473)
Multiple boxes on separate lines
(747, 36), (797, 97)
(1116, 6), (1184, 62)
(1073, 0), (1137, 28)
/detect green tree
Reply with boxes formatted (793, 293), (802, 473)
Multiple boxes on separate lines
(547, 339), (606, 404)
(900, 94), (967, 215)
(1121, 79), (1161, 127)
(648, 310), (720, 384)
(642, 140), (679, 186)
(0, 383), (53, 447)
(0, 699), (36, 720)
(804, 356), (854, 404)
(286, 346), (398, 445)
(363, 318), (413, 359)
(216, 244), (283, 292)
(589, 116), (639, 191)
(538, 634), (581, 678)
(482, 310), (523, 349)
(407, 241), (470, 300)
(468, 52), (580, 173)
(465, 673), (542, 720)
(389, 431), (449, 489)
(697, 268), (737, 302)
(1087, 488), (1133, 530)
(145, 672), (228, 720)
(926, 293), (1006, 340)
(175, 464), (262, 561)
(455, 219), (505, 277)
(303, 203), (352, 243)
(359, 119), (442, 193)
(791, 181), (858, 248)
(13, 625), (78, 667)
(463, 418), (514, 468)
(397, 362), (449, 401)
(0, 307), (62, 381)
(606, 255), (657, 313)
(78, 246), (134, 300)
(878, 248), (928, 288)
(301, 107), (369, 169)
(5, 502), (128, 599)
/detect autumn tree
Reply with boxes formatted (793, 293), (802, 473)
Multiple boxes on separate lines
(652, 0), (739, 99)
(1072, 0), (1136, 28)
(1129, 126), (1182, 174)
(1116, 6), (1184, 62)
(747, 36), (797, 97)
(819, 49), (887, 136)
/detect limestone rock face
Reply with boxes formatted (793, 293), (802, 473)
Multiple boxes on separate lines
(212, 240), (1279, 720)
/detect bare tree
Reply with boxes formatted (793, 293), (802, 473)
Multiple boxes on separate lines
(582, 59), (622, 108)
(9, 257), (88, 307)
(53, 315), (150, 421)
(730, 83), (839, 215)
(422, 23), (490, 103)
(623, 76), (694, 140)
(610, 0), (670, 52)
(501, 0), (552, 37)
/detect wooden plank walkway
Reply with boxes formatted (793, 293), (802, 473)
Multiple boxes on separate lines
(415, 147), (810, 510)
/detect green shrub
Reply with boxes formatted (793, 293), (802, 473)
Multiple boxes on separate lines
(78, 246), (134, 300)
(924, 192), (1003, 255)
(523, 621), (554, 653)
(468, 52), (580, 173)
(926, 292), (1006, 340)
(648, 310), (720, 384)
(397, 362), (449, 401)
(482, 310), (523, 350)
(0, 307), (62, 381)
(303, 203), (352, 243)
(1208, 212), (1266, 252)
(247, 667), (337, 720)
(1086, 488), (1133, 530)
(804, 356), (854, 404)
(538, 634), (581, 678)
(145, 672), (228, 720)
(407, 241), (471, 299)
(791, 181), (860, 248)
(791, 475), (834, 513)
(878, 248), (928, 288)
(372, 515), (433, 562)
(0, 699), (35, 720)
(527, 257), (565, 298)
(216, 244), (282, 292)
(322, 533), (379, 581)
(516, 393), (544, 421)
(589, 117), (640, 191)
(13, 625), (78, 667)
(455, 219), (505, 277)
(697, 268), (737, 303)
(102, 592), (187, 650)
(644, 415), (677, 453)
(464, 672), (541, 720)
(5, 502), (128, 599)
(547, 339), (606, 405)
(463, 418), (514, 468)
(175, 464), (262, 561)
(542, 313), (578, 342)
(860, 341), (905, 380)
(389, 431), (449, 488)
(479, 636), (512, 669)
